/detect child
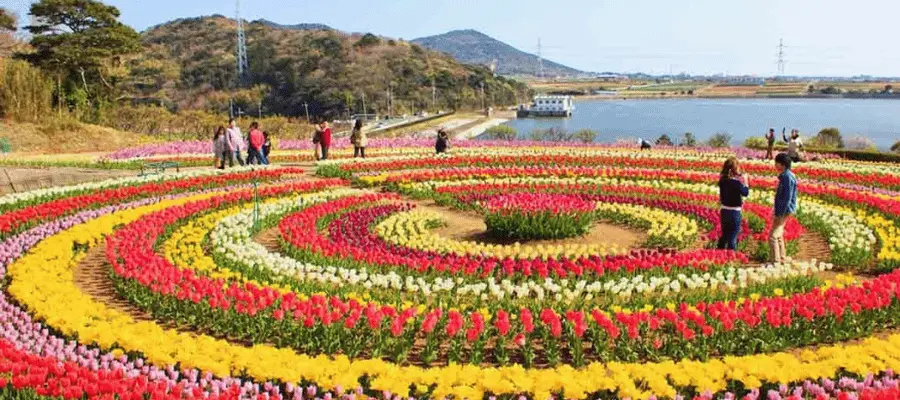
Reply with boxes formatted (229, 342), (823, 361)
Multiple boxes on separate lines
(262, 131), (272, 160)
(435, 128), (449, 154)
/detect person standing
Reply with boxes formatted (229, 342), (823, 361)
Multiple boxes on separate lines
(318, 121), (332, 160)
(225, 118), (246, 166)
(769, 153), (798, 264)
(350, 119), (367, 158)
(246, 122), (268, 165)
(765, 128), (776, 160)
(262, 131), (272, 160)
(435, 128), (449, 154)
(213, 126), (227, 169)
(717, 157), (749, 250)
(783, 129), (803, 162)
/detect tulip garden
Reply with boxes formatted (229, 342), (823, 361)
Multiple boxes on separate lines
(1, 142), (900, 400)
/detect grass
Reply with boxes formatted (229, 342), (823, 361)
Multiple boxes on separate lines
(0, 118), (155, 154)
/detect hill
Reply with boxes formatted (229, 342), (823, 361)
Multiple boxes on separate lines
(253, 19), (332, 31)
(129, 16), (529, 119)
(412, 29), (582, 77)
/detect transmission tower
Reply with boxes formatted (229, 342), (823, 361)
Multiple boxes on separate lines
(536, 38), (544, 79)
(235, 0), (249, 82)
(776, 38), (786, 76)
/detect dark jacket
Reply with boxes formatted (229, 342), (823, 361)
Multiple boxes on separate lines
(718, 177), (749, 207)
(435, 135), (448, 153)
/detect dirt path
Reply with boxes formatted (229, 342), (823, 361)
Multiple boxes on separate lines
(72, 241), (155, 321)
(796, 231), (831, 262)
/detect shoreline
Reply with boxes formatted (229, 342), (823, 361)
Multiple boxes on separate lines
(572, 94), (900, 101)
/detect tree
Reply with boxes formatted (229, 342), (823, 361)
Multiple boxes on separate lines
(572, 129), (597, 144)
(682, 132), (697, 147)
(354, 33), (381, 48)
(656, 134), (673, 146)
(0, 8), (15, 31)
(18, 0), (141, 98)
(707, 132), (732, 148)
(816, 127), (843, 149)
(892, 140), (900, 154)
(885, 84), (894, 93)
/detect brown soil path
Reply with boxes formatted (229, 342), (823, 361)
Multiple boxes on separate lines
(72, 240), (155, 321)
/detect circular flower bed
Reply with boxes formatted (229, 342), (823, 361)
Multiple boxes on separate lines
(481, 193), (596, 240)
(0, 147), (897, 400)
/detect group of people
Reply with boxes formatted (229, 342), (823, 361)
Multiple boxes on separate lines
(717, 152), (798, 264)
(213, 118), (272, 169)
(765, 128), (803, 162)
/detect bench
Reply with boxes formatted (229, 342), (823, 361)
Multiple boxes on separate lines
(140, 161), (180, 176)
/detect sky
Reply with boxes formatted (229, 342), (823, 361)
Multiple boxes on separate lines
(4, 0), (898, 77)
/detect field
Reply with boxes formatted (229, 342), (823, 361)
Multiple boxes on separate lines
(0, 137), (898, 399)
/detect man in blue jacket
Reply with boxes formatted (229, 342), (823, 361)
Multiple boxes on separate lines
(770, 153), (798, 263)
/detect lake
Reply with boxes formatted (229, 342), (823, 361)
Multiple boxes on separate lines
(502, 98), (900, 150)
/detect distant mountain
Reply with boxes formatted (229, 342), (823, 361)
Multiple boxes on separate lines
(412, 29), (582, 77)
(253, 19), (332, 31)
(130, 16), (529, 119)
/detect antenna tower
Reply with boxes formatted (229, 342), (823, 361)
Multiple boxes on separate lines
(235, 0), (249, 82)
(537, 38), (544, 79)
(776, 38), (786, 76)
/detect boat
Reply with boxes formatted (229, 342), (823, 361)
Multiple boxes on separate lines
(516, 95), (574, 118)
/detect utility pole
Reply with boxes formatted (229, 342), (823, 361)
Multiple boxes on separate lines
(303, 103), (310, 123)
(431, 78), (437, 112)
(258, 99), (262, 118)
(776, 38), (786, 76)
(480, 81), (485, 112)
(361, 91), (367, 119)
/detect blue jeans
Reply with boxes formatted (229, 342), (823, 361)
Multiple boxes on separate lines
(247, 147), (268, 165)
(717, 209), (742, 250)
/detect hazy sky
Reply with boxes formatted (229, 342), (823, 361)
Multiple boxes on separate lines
(4, 0), (897, 76)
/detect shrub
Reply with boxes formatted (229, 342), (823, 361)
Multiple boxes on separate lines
(484, 125), (517, 140)
(572, 129), (598, 144)
(707, 132), (732, 148)
(844, 135), (877, 152)
(0, 137), (10, 153)
(744, 136), (767, 149)
(683, 132), (697, 147)
(816, 128), (844, 149)
(656, 134), (673, 146)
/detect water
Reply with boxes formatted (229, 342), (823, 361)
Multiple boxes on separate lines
(502, 98), (900, 150)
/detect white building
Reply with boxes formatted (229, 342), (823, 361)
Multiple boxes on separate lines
(518, 95), (574, 117)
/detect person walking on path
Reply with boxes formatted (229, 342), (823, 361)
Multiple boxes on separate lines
(262, 131), (272, 160)
(246, 122), (268, 165)
(765, 128), (776, 160)
(225, 118), (246, 166)
(717, 157), (750, 250)
(350, 119), (367, 158)
(769, 153), (798, 264)
(435, 128), (449, 154)
(783, 129), (803, 162)
(317, 121), (333, 160)
(213, 126), (227, 169)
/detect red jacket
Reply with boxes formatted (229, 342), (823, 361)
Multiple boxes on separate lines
(249, 129), (265, 150)
(320, 128), (332, 147)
